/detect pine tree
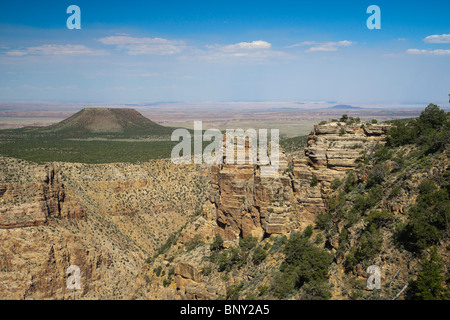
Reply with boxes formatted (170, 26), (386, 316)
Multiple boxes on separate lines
(410, 247), (448, 300)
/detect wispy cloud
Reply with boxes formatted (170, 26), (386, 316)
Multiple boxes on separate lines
(5, 44), (106, 56)
(286, 40), (355, 52)
(97, 35), (185, 55)
(423, 34), (450, 44)
(406, 48), (450, 55)
(307, 40), (355, 52)
(285, 41), (317, 48)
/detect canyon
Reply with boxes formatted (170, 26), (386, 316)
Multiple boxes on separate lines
(145, 121), (394, 300)
(1, 119), (447, 300)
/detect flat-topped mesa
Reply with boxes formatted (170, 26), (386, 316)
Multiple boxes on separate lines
(35, 107), (173, 137)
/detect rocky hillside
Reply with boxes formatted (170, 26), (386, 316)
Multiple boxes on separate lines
(1, 104), (448, 300)
(145, 106), (449, 300)
(0, 157), (209, 299)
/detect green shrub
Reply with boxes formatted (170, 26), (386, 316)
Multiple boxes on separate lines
(353, 186), (382, 213)
(300, 281), (332, 300)
(331, 178), (343, 191)
(387, 120), (418, 147)
(365, 210), (396, 229)
(252, 246), (268, 265)
(387, 104), (449, 154)
(210, 234), (224, 252)
(373, 145), (393, 163)
(269, 235), (287, 253)
(418, 179), (437, 195)
(154, 265), (162, 277)
(366, 164), (387, 188)
(226, 283), (244, 300)
(340, 114), (348, 122)
(272, 271), (297, 299)
(162, 278), (171, 287)
(310, 175), (319, 187)
(303, 225), (314, 238)
(202, 265), (212, 276)
(272, 232), (332, 299)
(344, 224), (383, 271)
(239, 235), (258, 251)
(217, 251), (233, 272)
(417, 104), (447, 131)
(314, 233), (324, 244)
(388, 185), (401, 199)
(315, 211), (333, 230)
(396, 188), (449, 251)
(344, 172), (356, 193)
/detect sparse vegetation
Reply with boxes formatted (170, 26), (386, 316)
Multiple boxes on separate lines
(310, 175), (319, 187)
(272, 231), (332, 299)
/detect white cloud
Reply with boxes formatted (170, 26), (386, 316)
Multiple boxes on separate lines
(306, 40), (355, 53)
(407, 48), (450, 55)
(201, 40), (285, 61)
(423, 34), (450, 44)
(97, 35), (185, 55)
(221, 40), (271, 51)
(287, 40), (355, 52)
(6, 44), (106, 56)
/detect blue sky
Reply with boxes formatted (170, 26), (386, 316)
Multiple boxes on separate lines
(0, 0), (449, 105)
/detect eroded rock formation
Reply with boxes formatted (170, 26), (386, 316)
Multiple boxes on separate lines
(0, 165), (85, 229)
(165, 122), (392, 299)
(199, 122), (391, 242)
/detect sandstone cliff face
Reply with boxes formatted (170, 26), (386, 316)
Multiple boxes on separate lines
(201, 122), (391, 243)
(147, 122), (392, 300)
(142, 123), (396, 299)
(0, 161), (85, 229)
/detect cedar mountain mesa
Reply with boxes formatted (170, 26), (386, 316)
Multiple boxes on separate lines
(0, 107), (448, 300)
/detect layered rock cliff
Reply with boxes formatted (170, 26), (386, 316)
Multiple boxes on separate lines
(146, 122), (393, 300)
(0, 160), (85, 229)
(201, 122), (391, 243)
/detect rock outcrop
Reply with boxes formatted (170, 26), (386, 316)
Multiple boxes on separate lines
(195, 122), (391, 243)
(158, 122), (392, 300)
(0, 165), (85, 229)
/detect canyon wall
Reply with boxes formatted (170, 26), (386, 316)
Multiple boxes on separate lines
(164, 122), (391, 299)
(0, 157), (208, 299)
(200, 122), (391, 243)
(0, 162), (85, 229)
